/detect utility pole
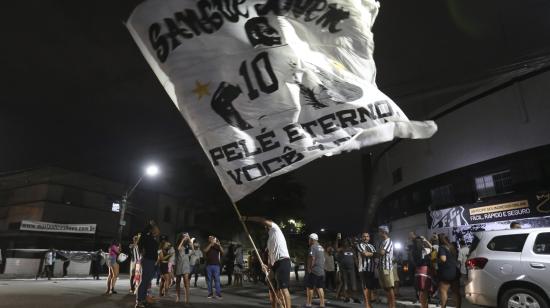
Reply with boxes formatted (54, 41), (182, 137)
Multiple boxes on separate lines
(117, 164), (159, 242)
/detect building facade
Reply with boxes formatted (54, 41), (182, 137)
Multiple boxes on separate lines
(365, 67), (550, 231)
(0, 166), (197, 257)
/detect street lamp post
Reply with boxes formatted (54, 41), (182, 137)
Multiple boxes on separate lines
(117, 165), (159, 242)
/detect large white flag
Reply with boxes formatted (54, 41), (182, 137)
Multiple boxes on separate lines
(127, 0), (437, 201)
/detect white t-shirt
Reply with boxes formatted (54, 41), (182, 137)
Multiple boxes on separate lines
(45, 251), (55, 266)
(457, 246), (469, 274)
(267, 222), (290, 265)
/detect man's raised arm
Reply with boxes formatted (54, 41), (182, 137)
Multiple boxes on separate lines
(242, 216), (273, 228)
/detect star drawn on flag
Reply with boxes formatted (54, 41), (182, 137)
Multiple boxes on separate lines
(330, 59), (347, 72)
(192, 81), (210, 100)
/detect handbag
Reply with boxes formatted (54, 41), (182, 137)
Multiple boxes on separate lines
(118, 253), (128, 263)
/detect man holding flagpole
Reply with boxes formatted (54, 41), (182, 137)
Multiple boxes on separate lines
(242, 216), (291, 308)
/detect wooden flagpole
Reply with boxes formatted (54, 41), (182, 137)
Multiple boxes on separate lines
(231, 202), (287, 308)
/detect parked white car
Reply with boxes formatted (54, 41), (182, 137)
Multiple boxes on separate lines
(465, 227), (550, 308)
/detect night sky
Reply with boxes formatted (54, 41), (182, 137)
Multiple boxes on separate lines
(2, 0), (550, 232)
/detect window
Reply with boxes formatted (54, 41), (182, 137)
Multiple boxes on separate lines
(533, 232), (550, 255)
(431, 184), (454, 206)
(392, 168), (402, 185)
(475, 170), (513, 198)
(487, 234), (529, 252)
(163, 206), (172, 223)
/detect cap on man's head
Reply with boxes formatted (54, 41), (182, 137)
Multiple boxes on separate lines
(378, 225), (390, 234)
(309, 233), (319, 241)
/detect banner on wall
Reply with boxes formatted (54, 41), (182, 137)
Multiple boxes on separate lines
(428, 191), (550, 243)
(20, 220), (97, 234)
(127, 0), (437, 201)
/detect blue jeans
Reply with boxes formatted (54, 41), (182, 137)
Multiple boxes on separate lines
(137, 258), (155, 302)
(206, 264), (221, 296)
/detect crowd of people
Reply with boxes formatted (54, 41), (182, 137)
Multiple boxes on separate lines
(293, 226), (469, 308)
(35, 219), (524, 308)
(298, 221), (522, 308)
(100, 218), (473, 308)
(100, 221), (246, 307)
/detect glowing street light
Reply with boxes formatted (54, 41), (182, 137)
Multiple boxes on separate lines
(118, 164), (160, 241)
(145, 165), (159, 177)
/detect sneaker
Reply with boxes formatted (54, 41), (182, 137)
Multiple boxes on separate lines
(344, 298), (351, 303)
(215, 294), (222, 299)
(135, 301), (146, 308)
(207, 294), (214, 299)
(111, 290), (118, 294)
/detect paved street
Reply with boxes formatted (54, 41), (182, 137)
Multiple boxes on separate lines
(0, 275), (473, 308)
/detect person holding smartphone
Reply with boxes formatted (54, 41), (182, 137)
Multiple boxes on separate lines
(175, 232), (194, 304)
(204, 235), (224, 299)
(106, 240), (121, 295)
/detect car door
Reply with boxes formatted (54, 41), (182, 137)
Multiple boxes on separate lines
(521, 231), (550, 296)
(485, 233), (528, 278)
(481, 233), (528, 301)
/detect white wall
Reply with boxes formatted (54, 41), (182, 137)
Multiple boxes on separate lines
(373, 70), (550, 199)
(3, 258), (41, 275)
(387, 213), (428, 260)
(67, 261), (91, 276)
(54, 259), (64, 276)
(4, 258), (91, 276)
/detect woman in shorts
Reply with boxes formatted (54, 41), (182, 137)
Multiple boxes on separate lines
(174, 233), (194, 304)
(158, 240), (173, 297)
(106, 239), (120, 295)
(412, 236), (434, 308)
(437, 234), (461, 308)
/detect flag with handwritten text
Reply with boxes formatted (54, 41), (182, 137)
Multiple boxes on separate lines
(127, 0), (437, 201)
